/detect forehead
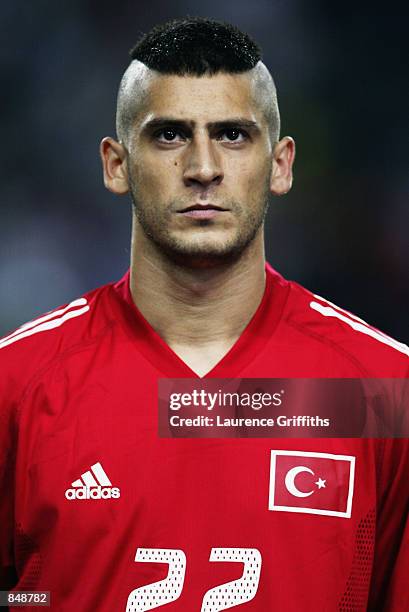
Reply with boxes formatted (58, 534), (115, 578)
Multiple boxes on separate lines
(138, 71), (264, 124)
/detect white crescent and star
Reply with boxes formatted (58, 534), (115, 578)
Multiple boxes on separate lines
(284, 466), (327, 497)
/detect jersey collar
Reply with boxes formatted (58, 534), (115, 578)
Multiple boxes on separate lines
(113, 262), (289, 379)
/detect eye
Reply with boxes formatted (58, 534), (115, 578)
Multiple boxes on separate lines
(155, 128), (186, 143)
(218, 128), (248, 143)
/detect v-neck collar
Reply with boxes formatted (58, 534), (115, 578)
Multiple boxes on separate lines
(113, 263), (289, 379)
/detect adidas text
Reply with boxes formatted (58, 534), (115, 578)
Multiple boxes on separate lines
(65, 486), (121, 500)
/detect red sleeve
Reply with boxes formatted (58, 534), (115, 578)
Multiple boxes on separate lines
(368, 437), (409, 610)
(0, 390), (18, 591)
(384, 516), (409, 610)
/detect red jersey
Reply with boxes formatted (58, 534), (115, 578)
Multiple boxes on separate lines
(0, 263), (408, 611)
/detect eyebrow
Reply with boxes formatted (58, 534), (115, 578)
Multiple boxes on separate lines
(141, 116), (261, 133)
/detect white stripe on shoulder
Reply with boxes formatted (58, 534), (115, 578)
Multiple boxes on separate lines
(313, 294), (400, 343)
(0, 301), (89, 350)
(309, 301), (409, 356)
(313, 293), (373, 327)
(0, 298), (88, 345)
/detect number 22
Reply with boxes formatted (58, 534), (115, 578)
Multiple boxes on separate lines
(126, 547), (262, 611)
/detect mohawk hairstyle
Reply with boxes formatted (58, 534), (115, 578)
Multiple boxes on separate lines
(129, 17), (262, 75)
(116, 17), (280, 144)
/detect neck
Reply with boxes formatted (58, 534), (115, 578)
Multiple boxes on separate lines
(131, 231), (266, 340)
(129, 222), (266, 374)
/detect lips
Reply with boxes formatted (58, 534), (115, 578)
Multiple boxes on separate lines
(178, 204), (228, 213)
(177, 203), (229, 219)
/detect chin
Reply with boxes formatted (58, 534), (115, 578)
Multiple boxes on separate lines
(158, 239), (251, 269)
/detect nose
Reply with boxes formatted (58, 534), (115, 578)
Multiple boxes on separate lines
(183, 136), (223, 190)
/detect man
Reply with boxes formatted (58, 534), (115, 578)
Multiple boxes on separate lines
(0, 17), (407, 611)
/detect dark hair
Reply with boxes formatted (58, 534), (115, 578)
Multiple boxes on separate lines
(129, 17), (262, 75)
(117, 18), (280, 143)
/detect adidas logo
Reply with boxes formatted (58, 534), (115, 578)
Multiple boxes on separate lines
(65, 462), (120, 500)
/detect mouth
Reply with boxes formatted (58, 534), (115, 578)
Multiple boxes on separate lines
(177, 203), (229, 219)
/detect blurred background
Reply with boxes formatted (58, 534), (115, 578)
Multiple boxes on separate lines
(1, 1), (408, 340)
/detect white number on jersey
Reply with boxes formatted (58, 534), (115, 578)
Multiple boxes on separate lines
(201, 548), (262, 611)
(126, 548), (186, 611)
(126, 547), (262, 610)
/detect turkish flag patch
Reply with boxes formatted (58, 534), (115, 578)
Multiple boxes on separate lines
(269, 450), (356, 518)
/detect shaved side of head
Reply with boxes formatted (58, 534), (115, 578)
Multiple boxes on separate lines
(115, 60), (154, 145)
(251, 62), (280, 142)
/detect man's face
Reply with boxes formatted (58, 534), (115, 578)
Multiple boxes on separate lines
(115, 70), (280, 266)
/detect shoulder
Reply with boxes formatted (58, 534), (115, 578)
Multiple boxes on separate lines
(0, 279), (118, 397)
(282, 279), (408, 376)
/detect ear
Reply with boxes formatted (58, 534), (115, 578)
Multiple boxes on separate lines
(270, 136), (296, 196)
(100, 137), (129, 195)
